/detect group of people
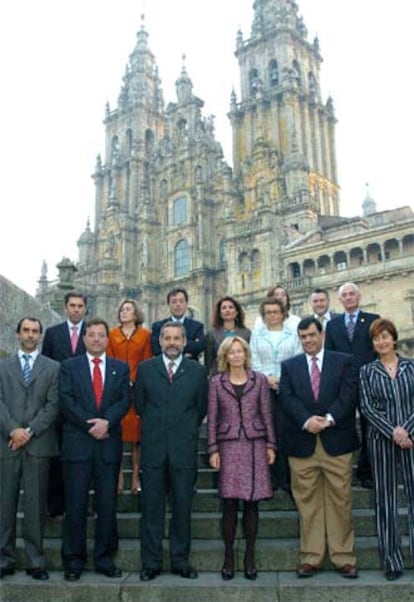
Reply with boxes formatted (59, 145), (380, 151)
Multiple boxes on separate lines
(0, 282), (413, 585)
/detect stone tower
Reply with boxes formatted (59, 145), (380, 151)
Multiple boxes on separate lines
(76, 18), (232, 322)
(70, 1), (414, 345)
(75, 2), (339, 324)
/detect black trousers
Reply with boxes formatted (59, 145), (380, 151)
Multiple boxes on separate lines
(140, 461), (196, 570)
(61, 448), (120, 572)
(270, 390), (291, 490)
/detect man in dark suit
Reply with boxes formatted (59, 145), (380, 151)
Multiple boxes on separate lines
(42, 291), (87, 517)
(324, 282), (379, 488)
(136, 321), (208, 581)
(280, 316), (359, 579)
(151, 287), (206, 360)
(0, 317), (59, 580)
(59, 318), (129, 582)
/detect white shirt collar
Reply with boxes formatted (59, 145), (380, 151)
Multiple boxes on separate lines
(305, 348), (324, 371)
(162, 354), (183, 371)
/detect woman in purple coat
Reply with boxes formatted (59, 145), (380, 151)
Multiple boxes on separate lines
(208, 336), (276, 581)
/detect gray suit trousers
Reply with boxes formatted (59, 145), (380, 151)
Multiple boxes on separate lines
(0, 451), (49, 569)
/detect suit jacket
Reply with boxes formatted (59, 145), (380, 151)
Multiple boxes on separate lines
(151, 317), (206, 360)
(324, 311), (379, 367)
(279, 350), (359, 458)
(59, 355), (130, 463)
(0, 354), (60, 458)
(136, 355), (208, 468)
(42, 321), (86, 363)
(207, 370), (276, 455)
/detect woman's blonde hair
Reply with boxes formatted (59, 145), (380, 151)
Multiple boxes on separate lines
(217, 335), (252, 373)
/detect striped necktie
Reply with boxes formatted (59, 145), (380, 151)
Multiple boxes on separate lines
(347, 313), (356, 342)
(22, 354), (32, 383)
(167, 361), (175, 382)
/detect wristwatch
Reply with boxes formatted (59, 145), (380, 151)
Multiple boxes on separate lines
(25, 426), (34, 437)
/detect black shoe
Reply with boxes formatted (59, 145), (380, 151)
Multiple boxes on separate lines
(244, 556), (258, 580)
(140, 567), (160, 581)
(385, 570), (402, 581)
(244, 567), (258, 580)
(95, 566), (122, 578)
(64, 570), (81, 581)
(172, 565), (198, 579)
(221, 565), (234, 580)
(26, 568), (49, 580)
(0, 567), (15, 578)
(360, 478), (373, 489)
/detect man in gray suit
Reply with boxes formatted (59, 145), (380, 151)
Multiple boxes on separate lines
(0, 317), (60, 580)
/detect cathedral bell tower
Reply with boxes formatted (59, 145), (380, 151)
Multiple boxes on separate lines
(229, 0), (339, 233)
(77, 17), (166, 317)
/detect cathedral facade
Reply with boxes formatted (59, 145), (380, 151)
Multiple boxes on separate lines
(69, 0), (414, 351)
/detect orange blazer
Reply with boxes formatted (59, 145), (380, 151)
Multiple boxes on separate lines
(107, 325), (152, 382)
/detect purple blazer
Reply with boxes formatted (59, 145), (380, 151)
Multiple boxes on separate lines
(207, 369), (276, 455)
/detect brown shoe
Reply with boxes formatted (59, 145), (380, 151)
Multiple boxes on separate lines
(296, 563), (318, 578)
(338, 564), (358, 579)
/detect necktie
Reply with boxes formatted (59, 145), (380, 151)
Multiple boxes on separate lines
(347, 313), (355, 342)
(311, 356), (320, 401)
(70, 325), (79, 354)
(92, 358), (103, 409)
(167, 361), (175, 382)
(22, 354), (32, 383)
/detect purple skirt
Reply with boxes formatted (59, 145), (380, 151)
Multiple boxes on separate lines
(218, 431), (273, 501)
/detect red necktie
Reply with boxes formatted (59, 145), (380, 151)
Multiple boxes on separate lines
(92, 357), (103, 409)
(311, 356), (320, 401)
(167, 361), (175, 382)
(70, 325), (78, 354)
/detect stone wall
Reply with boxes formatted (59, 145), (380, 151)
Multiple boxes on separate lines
(0, 276), (61, 357)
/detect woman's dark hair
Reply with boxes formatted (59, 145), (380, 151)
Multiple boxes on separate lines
(212, 296), (246, 329)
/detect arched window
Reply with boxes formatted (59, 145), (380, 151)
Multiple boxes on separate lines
(292, 60), (301, 86)
(173, 196), (188, 225)
(145, 129), (154, 155)
(249, 68), (260, 96)
(126, 129), (133, 154)
(269, 60), (279, 87)
(308, 72), (317, 97)
(175, 240), (190, 277)
(334, 251), (347, 271)
(111, 135), (119, 160)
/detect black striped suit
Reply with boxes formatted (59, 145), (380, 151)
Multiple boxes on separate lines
(360, 358), (414, 573)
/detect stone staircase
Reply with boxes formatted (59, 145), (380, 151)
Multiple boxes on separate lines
(3, 431), (414, 601)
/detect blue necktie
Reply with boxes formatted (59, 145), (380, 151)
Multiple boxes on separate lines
(22, 354), (32, 383)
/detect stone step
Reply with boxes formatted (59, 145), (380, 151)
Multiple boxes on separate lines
(12, 535), (413, 572)
(17, 483), (399, 513)
(1, 569), (414, 602)
(16, 508), (409, 540)
(16, 486), (376, 514)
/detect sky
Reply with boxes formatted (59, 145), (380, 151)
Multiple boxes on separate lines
(1, 0), (413, 295)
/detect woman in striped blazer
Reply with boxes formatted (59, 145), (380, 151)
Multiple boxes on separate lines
(360, 318), (414, 582)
